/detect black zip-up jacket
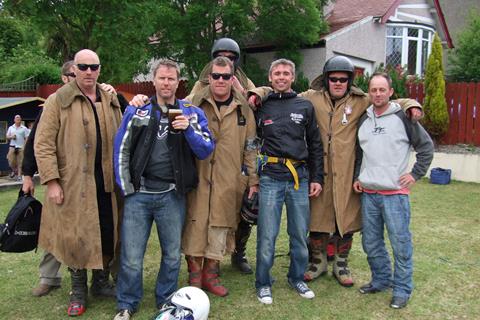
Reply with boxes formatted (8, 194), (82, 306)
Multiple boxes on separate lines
(114, 96), (214, 196)
(257, 91), (324, 184)
(21, 109), (42, 177)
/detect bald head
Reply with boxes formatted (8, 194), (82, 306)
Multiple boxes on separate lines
(74, 49), (100, 64)
(73, 49), (101, 92)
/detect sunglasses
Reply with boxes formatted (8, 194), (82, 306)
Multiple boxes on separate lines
(64, 72), (76, 78)
(329, 77), (349, 83)
(76, 64), (101, 71)
(210, 73), (233, 80)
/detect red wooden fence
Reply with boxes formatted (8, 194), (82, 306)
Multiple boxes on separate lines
(0, 81), (188, 100)
(407, 82), (480, 146)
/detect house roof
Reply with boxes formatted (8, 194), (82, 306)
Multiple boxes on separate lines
(325, 0), (453, 47)
(325, 0), (401, 34)
(0, 97), (45, 110)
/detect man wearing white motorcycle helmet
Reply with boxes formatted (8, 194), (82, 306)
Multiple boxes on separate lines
(154, 287), (210, 320)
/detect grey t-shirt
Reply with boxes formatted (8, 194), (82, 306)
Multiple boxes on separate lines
(141, 114), (175, 192)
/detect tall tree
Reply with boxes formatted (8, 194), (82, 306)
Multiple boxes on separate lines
(3, 0), (159, 82)
(448, 11), (480, 81)
(3, 0), (328, 83)
(148, 0), (328, 81)
(423, 33), (449, 142)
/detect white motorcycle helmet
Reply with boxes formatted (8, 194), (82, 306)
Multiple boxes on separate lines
(154, 287), (210, 320)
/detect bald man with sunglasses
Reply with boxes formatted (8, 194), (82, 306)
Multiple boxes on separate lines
(27, 60), (120, 300)
(35, 49), (122, 316)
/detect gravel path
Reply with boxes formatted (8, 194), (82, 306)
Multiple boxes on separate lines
(436, 144), (480, 154)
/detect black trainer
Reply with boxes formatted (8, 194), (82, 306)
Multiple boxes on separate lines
(359, 283), (384, 294)
(390, 296), (409, 309)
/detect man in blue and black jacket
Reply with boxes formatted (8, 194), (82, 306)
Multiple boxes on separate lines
(113, 59), (214, 320)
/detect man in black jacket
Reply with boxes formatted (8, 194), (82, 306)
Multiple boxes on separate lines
(255, 59), (323, 304)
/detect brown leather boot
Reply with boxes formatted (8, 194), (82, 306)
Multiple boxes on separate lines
(201, 258), (228, 297)
(304, 234), (329, 282)
(333, 236), (354, 287)
(186, 256), (203, 288)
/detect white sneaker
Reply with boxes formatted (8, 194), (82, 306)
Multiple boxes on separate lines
(257, 286), (273, 304)
(288, 279), (315, 299)
(114, 309), (132, 320)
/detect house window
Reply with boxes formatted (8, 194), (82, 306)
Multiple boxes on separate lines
(385, 24), (434, 76)
(0, 121), (7, 144)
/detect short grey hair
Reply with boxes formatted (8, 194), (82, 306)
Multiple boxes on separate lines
(211, 56), (234, 74)
(153, 59), (181, 79)
(369, 72), (393, 89)
(269, 58), (296, 76)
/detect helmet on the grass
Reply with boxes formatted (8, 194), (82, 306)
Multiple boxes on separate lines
(154, 287), (210, 320)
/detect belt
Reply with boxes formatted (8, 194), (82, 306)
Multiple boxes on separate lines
(258, 154), (305, 190)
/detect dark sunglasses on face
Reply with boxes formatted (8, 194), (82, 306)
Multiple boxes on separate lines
(329, 77), (349, 83)
(76, 64), (101, 71)
(210, 73), (233, 80)
(64, 72), (76, 78)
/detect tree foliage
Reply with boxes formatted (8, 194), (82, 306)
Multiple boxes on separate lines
(148, 0), (328, 81)
(423, 33), (449, 141)
(2, 0), (158, 83)
(0, 11), (60, 84)
(448, 11), (480, 81)
(2, 0), (328, 84)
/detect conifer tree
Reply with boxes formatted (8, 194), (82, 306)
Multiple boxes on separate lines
(423, 33), (449, 142)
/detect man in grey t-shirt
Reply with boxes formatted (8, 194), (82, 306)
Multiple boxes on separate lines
(6, 114), (28, 180)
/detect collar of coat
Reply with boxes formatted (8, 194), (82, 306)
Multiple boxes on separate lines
(55, 81), (121, 109)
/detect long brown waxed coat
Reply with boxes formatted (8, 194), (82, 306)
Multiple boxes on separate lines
(34, 81), (122, 270)
(182, 86), (258, 256)
(250, 82), (421, 236)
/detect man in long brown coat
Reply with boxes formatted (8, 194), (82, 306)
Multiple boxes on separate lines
(182, 56), (258, 297)
(35, 49), (122, 317)
(184, 37), (258, 274)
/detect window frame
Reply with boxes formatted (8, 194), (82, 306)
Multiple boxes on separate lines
(385, 23), (435, 76)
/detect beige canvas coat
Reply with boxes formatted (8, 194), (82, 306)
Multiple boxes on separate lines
(34, 81), (122, 269)
(250, 84), (421, 236)
(182, 86), (258, 254)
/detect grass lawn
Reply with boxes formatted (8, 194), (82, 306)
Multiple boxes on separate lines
(0, 179), (479, 320)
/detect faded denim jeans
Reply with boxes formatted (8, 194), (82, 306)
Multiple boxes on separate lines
(256, 175), (310, 289)
(116, 191), (186, 312)
(361, 192), (413, 299)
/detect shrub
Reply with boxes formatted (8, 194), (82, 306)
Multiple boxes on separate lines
(448, 11), (480, 81)
(423, 33), (449, 141)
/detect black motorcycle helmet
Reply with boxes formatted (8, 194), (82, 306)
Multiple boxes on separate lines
(240, 190), (258, 225)
(322, 55), (355, 90)
(211, 38), (241, 68)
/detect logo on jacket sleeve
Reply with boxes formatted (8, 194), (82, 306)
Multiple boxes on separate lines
(135, 109), (149, 117)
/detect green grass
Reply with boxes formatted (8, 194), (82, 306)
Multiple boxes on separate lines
(0, 179), (479, 319)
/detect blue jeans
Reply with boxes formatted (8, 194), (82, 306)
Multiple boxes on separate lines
(255, 175), (310, 289)
(116, 191), (186, 312)
(361, 193), (413, 299)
